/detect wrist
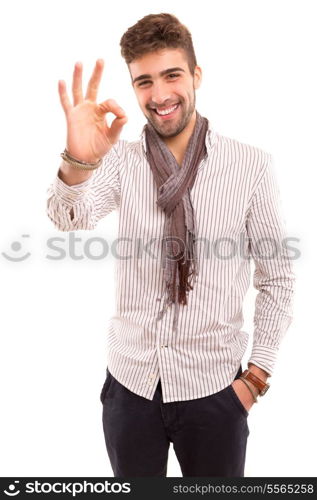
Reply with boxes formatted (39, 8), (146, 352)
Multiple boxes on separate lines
(247, 362), (269, 382)
(241, 364), (271, 397)
(66, 148), (101, 164)
(238, 377), (259, 402)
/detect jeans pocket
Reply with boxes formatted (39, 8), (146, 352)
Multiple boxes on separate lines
(100, 367), (112, 404)
(227, 384), (249, 417)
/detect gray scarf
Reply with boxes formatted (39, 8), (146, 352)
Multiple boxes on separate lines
(144, 111), (209, 333)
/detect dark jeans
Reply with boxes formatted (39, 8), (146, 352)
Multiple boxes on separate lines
(100, 365), (249, 477)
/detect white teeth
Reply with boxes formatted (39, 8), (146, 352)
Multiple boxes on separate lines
(156, 104), (178, 116)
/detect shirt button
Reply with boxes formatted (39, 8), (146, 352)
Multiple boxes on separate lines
(160, 344), (168, 348)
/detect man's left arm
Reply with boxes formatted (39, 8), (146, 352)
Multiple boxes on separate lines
(245, 152), (296, 381)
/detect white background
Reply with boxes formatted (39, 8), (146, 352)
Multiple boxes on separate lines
(0, 0), (315, 477)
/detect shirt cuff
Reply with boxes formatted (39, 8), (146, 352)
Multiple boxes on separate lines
(247, 344), (279, 377)
(51, 168), (95, 207)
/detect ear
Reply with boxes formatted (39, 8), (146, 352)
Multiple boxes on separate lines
(193, 65), (202, 90)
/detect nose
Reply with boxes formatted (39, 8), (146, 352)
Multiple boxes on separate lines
(150, 81), (172, 107)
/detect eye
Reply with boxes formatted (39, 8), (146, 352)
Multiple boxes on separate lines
(138, 80), (151, 87)
(167, 73), (180, 79)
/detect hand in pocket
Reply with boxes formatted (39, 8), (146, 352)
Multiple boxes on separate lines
(231, 379), (256, 413)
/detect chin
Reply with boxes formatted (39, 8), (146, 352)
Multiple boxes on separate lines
(146, 115), (190, 139)
(158, 126), (185, 138)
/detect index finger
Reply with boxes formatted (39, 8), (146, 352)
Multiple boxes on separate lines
(85, 59), (105, 101)
(96, 98), (127, 118)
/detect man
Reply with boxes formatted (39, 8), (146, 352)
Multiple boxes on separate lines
(46, 13), (295, 477)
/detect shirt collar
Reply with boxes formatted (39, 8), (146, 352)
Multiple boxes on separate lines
(139, 117), (217, 157)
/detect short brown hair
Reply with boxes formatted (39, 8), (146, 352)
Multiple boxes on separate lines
(120, 13), (197, 75)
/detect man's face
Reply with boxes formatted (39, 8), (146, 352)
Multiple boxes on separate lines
(129, 48), (202, 138)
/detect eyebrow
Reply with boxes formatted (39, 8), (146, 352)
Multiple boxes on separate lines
(132, 67), (185, 85)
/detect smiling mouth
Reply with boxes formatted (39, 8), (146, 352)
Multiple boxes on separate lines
(151, 103), (180, 117)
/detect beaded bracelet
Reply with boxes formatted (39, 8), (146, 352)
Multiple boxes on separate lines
(60, 148), (103, 171)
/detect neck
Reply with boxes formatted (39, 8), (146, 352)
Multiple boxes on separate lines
(163, 110), (197, 166)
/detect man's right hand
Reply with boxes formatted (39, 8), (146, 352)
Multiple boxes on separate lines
(58, 59), (128, 163)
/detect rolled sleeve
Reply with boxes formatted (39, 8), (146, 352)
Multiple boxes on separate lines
(51, 171), (95, 207)
(46, 143), (123, 231)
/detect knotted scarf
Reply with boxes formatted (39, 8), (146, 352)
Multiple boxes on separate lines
(144, 111), (209, 334)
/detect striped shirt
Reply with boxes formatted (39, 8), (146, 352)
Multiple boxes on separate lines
(46, 119), (295, 403)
